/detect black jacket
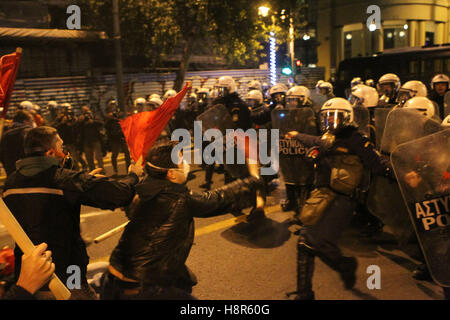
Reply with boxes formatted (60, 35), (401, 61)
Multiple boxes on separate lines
(109, 175), (261, 288)
(104, 112), (126, 141)
(0, 122), (32, 176)
(428, 90), (446, 120)
(55, 116), (81, 146)
(3, 156), (138, 284)
(293, 126), (390, 189)
(213, 93), (252, 130)
(2, 285), (34, 300)
(79, 114), (105, 146)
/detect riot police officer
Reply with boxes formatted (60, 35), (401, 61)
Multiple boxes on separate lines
(268, 83), (288, 109)
(428, 74), (450, 120)
(377, 73), (401, 106)
(395, 80), (428, 107)
(279, 86), (319, 215)
(133, 98), (146, 114)
(213, 76), (252, 130)
(248, 80), (263, 93)
(285, 98), (392, 300)
(104, 102), (132, 177)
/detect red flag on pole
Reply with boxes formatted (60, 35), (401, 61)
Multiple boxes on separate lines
(120, 82), (191, 163)
(0, 48), (22, 119)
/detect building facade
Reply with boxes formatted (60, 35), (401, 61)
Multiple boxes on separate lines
(317, 0), (450, 80)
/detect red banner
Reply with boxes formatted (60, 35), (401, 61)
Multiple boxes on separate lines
(120, 83), (191, 162)
(0, 48), (22, 118)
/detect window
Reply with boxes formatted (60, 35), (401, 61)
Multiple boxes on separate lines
(434, 59), (443, 73)
(384, 27), (407, 49)
(425, 32), (434, 46)
(409, 60), (420, 75)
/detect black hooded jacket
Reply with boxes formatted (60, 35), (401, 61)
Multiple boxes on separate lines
(3, 156), (138, 284)
(109, 175), (261, 288)
(213, 92), (252, 130)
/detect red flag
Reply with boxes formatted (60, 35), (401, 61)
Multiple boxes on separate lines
(120, 83), (191, 162)
(444, 171), (450, 180)
(0, 48), (22, 119)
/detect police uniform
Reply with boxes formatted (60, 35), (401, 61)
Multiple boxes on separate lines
(290, 125), (392, 299)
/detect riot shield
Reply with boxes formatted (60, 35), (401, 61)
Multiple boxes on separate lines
(353, 106), (370, 137)
(366, 175), (415, 246)
(374, 107), (393, 150)
(196, 104), (234, 134)
(271, 108), (318, 185)
(309, 94), (327, 111)
(380, 109), (443, 155)
(444, 91), (450, 118)
(367, 109), (443, 246)
(196, 104), (248, 178)
(391, 129), (450, 287)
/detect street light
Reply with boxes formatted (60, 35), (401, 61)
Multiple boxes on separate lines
(258, 6), (269, 17)
(259, 6), (277, 85)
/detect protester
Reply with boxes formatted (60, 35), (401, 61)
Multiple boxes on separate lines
(0, 110), (34, 177)
(101, 141), (263, 299)
(3, 126), (143, 299)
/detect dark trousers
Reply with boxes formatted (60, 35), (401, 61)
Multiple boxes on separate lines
(100, 271), (196, 300)
(65, 144), (87, 171)
(110, 138), (131, 174)
(295, 194), (356, 298)
(84, 140), (104, 171)
(300, 194), (355, 263)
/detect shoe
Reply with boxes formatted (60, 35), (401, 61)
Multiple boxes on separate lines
(412, 264), (432, 281)
(199, 182), (211, 190)
(338, 257), (358, 289)
(360, 222), (383, 237)
(293, 291), (315, 300)
(246, 208), (266, 223)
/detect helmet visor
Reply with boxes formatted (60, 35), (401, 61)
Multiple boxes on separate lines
(286, 96), (305, 109)
(320, 110), (352, 132)
(348, 94), (362, 106)
(396, 89), (412, 105)
(216, 86), (229, 97)
(246, 99), (259, 109)
(272, 93), (285, 105)
(378, 83), (394, 97)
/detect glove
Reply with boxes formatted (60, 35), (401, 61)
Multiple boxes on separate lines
(306, 146), (320, 159)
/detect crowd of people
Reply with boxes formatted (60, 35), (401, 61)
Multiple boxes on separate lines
(0, 71), (448, 300)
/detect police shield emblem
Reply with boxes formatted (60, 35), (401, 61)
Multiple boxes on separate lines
(391, 129), (450, 287)
(271, 108), (318, 185)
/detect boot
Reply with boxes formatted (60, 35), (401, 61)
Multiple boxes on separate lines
(336, 256), (358, 289)
(246, 207), (266, 223)
(412, 263), (432, 281)
(199, 182), (211, 190)
(293, 242), (315, 300)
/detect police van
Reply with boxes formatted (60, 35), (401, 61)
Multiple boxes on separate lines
(334, 44), (450, 97)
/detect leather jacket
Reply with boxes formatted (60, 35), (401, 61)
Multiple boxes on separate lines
(109, 175), (262, 289)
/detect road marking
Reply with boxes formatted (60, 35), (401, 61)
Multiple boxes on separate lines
(88, 204), (283, 264)
(81, 210), (118, 219)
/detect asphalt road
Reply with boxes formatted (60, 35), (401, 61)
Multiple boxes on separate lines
(0, 157), (447, 300)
